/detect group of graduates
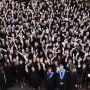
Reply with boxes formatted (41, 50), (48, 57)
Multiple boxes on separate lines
(0, 0), (90, 90)
(0, 57), (90, 90)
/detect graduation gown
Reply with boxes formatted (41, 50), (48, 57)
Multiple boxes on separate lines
(28, 70), (41, 88)
(45, 71), (57, 90)
(16, 64), (25, 82)
(80, 68), (88, 86)
(69, 71), (80, 90)
(56, 70), (69, 90)
(0, 69), (7, 90)
(4, 66), (15, 87)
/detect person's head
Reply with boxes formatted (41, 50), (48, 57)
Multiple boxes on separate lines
(40, 51), (43, 56)
(78, 57), (82, 62)
(29, 60), (32, 64)
(85, 47), (89, 52)
(48, 53), (53, 58)
(65, 50), (69, 56)
(70, 64), (77, 73)
(19, 60), (23, 64)
(16, 60), (19, 65)
(87, 55), (90, 60)
(54, 60), (58, 66)
(42, 40), (45, 44)
(6, 41), (9, 45)
(45, 60), (48, 64)
(36, 58), (40, 62)
(57, 55), (61, 60)
(48, 67), (52, 72)
(35, 42), (38, 47)
(68, 59), (72, 64)
(59, 64), (64, 71)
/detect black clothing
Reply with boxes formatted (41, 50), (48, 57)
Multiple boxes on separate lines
(0, 68), (7, 90)
(4, 65), (15, 87)
(80, 67), (88, 87)
(16, 64), (25, 82)
(45, 71), (57, 90)
(28, 70), (41, 88)
(69, 71), (80, 90)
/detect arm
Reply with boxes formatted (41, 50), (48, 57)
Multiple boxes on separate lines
(25, 63), (29, 73)
(33, 51), (38, 62)
(42, 45), (49, 60)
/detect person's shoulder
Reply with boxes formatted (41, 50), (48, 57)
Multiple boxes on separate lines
(66, 70), (68, 73)
(65, 70), (69, 75)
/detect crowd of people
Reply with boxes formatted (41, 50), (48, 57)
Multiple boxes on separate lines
(0, 0), (90, 90)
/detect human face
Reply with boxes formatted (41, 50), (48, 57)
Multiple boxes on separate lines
(59, 65), (64, 71)
(29, 60), (32, 64)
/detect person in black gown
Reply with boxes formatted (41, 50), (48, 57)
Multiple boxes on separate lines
(45, 66), (57, 90)
(4, 62), (14, 88)
(17, 60), (25, 88)
(0, 64), (7, 90)
(80, 63), (88, 88)
(56, 64), (69, 90)
(28, 65), (41, 90)
(69, 64), (80, 90)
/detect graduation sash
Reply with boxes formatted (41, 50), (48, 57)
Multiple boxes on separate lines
(58, 69), (65, 80)
(47, 72), (54, 79)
